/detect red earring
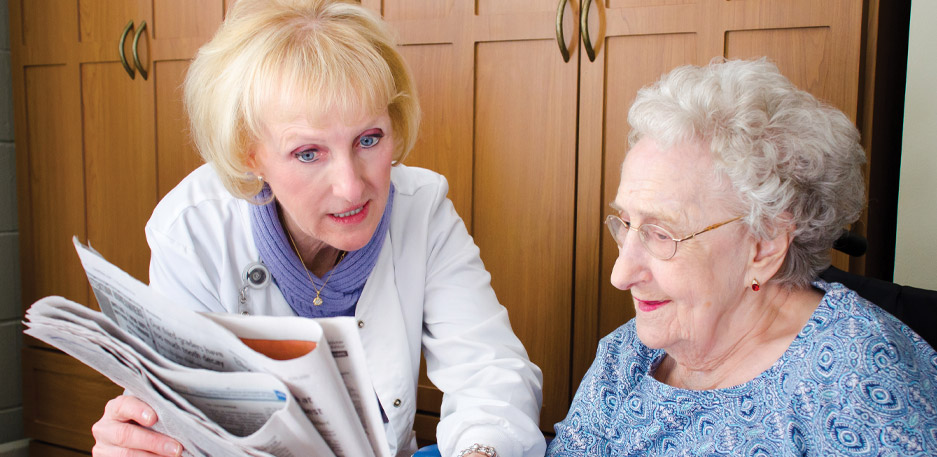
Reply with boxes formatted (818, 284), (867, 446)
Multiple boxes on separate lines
(751, 278), (760, 291)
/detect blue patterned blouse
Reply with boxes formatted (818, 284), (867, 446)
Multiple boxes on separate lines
(548, 280), (937, 456)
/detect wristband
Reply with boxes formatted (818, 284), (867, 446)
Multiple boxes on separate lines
(457, 443), (497, 457)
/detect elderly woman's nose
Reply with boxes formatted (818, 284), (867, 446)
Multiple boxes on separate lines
(610, 236), (646, 290)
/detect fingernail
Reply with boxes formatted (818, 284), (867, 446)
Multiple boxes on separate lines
(141, 410), (152, 423)
(164, 442), (182, 456)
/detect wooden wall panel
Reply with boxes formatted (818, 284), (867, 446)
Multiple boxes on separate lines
(473, 39), (577, 427)
(22, 66), (88, 306)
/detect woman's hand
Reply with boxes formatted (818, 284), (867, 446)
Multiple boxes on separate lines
(91, 395), (183, 457)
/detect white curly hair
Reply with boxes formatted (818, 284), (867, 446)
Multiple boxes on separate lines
(627, 58), (866, 288)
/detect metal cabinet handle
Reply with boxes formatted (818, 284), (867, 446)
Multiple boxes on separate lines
(555, 0), (570, 62)
(119, 20), (135, 79)
(580, 0), (596, 62)
(132, 21), (148, 80)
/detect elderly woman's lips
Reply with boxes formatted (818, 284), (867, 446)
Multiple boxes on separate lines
(635, 298), (669, 312)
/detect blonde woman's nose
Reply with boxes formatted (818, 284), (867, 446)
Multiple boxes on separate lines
(330, 154), (365, 201)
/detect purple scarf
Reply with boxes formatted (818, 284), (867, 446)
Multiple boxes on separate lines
(249, 184), (394, 317)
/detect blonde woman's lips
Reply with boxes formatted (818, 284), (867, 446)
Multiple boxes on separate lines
(330, 201), (369, 224)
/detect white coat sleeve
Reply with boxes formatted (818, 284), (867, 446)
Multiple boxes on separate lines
(419, 180), (545, 457)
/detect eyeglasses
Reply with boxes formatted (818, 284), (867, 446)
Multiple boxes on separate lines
(605, 214), (743, 260)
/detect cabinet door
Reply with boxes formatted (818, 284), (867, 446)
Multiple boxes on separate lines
(21, 347), (123, 452)
(80, 1), (225, 285)
(11, 1), (225, 453)
(366, 0), (581, 435)
(12, 1), (224, 305)
(574, 0), (864, 383)
(147, 1), (226, 197)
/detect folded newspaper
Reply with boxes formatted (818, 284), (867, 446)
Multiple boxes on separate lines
(23, 237), (391, 457)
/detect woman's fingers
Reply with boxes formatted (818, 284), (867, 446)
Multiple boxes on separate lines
(92, 396), (182, 457)
(92, 442), (174, 457)
(103, 395), (157, 426)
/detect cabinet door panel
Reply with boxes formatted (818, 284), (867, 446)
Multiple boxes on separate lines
(153, 0), (225, 40)
(22, 348), (123, 452)
(599, 33), (698, 339)
(381, 2), (580, 435)
(82, 63), (156, 283)
(608, 0), (694, 7)
(383, 0), (455, 21)
(78, 0), (149, 44)
(156, 60), (202, 199)
(727, 28), (835, 109)
(17, 0), (76, 62)
(21, 65), (88, 306)
(474, 39), (578, 428)
(725, 24), (859, 287)
(478, 0), (558, 15)
(397, 44), (472, 224)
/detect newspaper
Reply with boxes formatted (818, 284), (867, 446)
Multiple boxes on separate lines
(22, 237), (391, 457)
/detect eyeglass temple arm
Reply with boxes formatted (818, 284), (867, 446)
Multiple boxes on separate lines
(674, 215), (743, 242)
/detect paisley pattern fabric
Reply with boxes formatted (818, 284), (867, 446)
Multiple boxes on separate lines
(548, 281), (937, 456)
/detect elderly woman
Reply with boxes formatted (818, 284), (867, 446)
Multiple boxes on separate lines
(548, 59), (937, 456)
(90, 1), (544, 457)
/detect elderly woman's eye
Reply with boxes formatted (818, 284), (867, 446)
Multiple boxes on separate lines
(359, 133), (383, 148)
(646, 226), (671, 241)
(295, 148), (319, 163)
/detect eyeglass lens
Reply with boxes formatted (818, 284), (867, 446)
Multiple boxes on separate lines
(605, 215), (677, 259)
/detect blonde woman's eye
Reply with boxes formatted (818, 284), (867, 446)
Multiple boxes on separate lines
(295, 148), (320, 163)
(359, 133), (383, 148)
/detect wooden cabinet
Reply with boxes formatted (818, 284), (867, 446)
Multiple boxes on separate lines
(366, 0), (864, 440)
(10, 1), (226, 453)
(13, 0), (870, 452)
(21, 348), (123, 452)
(12, 0), (222, 308)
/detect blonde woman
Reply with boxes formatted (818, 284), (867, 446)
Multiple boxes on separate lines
(91, 1), (544, 456)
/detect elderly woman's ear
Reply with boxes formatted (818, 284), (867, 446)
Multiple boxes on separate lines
(748, 215), (795, 284)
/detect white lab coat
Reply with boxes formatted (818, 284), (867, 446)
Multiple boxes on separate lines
(145, 164), (545, 457)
